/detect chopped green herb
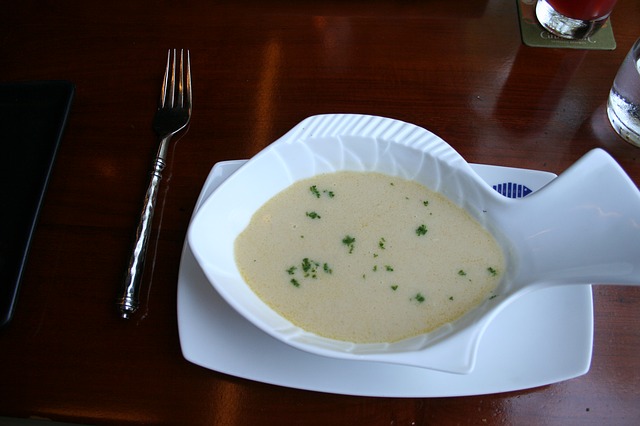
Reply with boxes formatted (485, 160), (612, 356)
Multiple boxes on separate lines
(378, 237), (386, 250)
(373, 253), (379, 258)
(309, 185), (321, 198)
(310, 185), (335, 199)
(287, 257), (332, 286)
(385, 265), (394, 272)
(489, 294), (498, 300)
(423, 200), (429, 207)
(373, 265), (378, 272)
(487, 267), (498, 276)
(449, 296), (454, 301)
(342, 235), (355, 245)
(342, 235), (356, 253)
(458, 269), (467, 276)
(416, 224), (428, 236)
(301, 258), (312, 273)
(301, 257), (320, 278)
(391, 285), (398, 291)
(412, 293), (426, 303)
(305, 211), (321, 219)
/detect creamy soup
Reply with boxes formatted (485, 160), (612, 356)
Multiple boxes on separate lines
(234, 171), (504, 343)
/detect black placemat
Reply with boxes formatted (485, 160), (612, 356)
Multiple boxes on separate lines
(0, 80), (74, 327)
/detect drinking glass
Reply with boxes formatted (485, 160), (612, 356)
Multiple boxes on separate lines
(535, 0), (618, 40)
(607, 38), (640, 147)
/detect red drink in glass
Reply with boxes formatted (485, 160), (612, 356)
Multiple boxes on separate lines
(536, 0), (618, 39)
(546, 0), (618, 21)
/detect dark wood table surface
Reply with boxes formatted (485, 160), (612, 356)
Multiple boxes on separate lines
(1, 0), (639, 424)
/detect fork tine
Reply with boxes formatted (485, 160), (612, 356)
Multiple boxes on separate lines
(185, 50), (192, 110)
(160, 49), (171, 107)
(168, 49), (176, 108)
(177, 49), (184, 108)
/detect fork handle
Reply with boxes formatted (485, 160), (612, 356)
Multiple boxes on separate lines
(118, 154), (167, 319)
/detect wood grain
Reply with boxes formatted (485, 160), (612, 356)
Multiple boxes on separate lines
(1, 1), (639, 424)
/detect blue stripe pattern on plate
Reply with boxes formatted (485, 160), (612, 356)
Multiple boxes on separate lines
(493, 182), (533, 198)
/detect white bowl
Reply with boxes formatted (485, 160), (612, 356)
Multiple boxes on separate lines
(188, 114), (640, 374)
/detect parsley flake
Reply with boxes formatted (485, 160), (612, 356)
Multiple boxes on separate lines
(301, 257), (320, 278)
(412, 293), (426, 303)
(416, 224), (428, 236)
(342, 235), (356, 253)
(309, 185), (321, 198)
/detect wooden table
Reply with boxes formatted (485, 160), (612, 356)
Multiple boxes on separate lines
(1, 1), (639, 424)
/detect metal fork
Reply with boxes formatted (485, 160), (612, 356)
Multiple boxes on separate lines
(118, 49), (192, 319)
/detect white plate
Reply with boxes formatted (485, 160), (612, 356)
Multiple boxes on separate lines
(178, 160), (593, 397)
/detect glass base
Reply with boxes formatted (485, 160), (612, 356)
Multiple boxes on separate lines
(607, 90), (640, 147)
(535, 0), (609, 40)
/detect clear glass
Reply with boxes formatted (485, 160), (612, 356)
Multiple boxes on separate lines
(535, 0), (618, 40)
(607, 38), (640, 147)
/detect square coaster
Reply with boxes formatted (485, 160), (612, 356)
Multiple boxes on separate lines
(517, 0), (616, 50)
